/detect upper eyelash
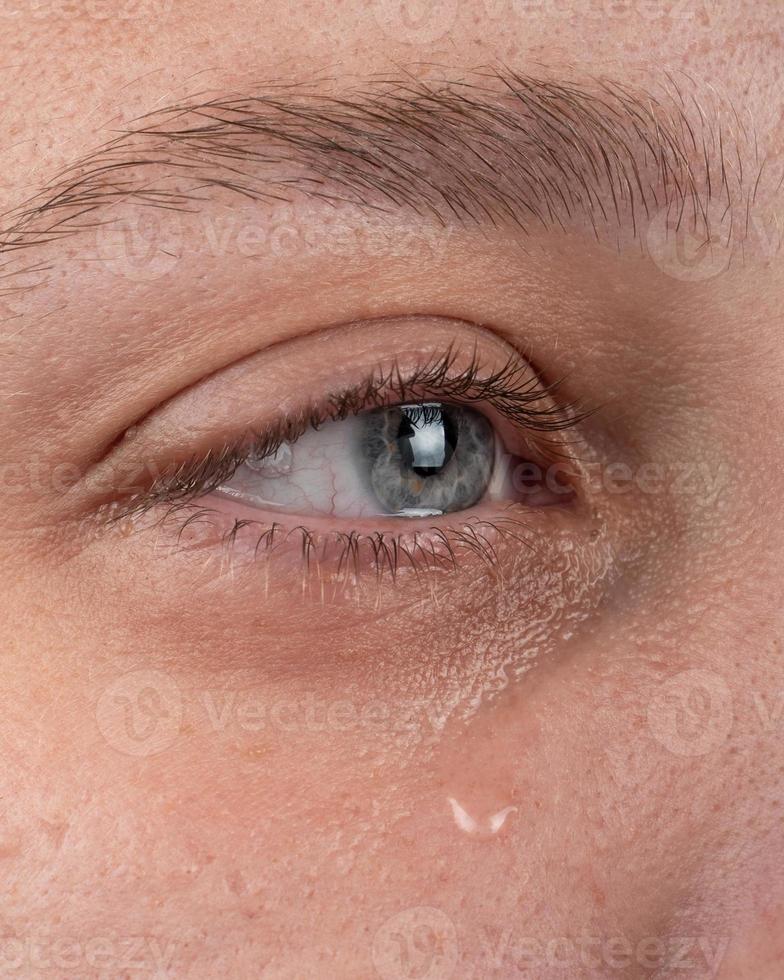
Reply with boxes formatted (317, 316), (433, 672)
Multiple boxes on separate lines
(327, 343), (582, 431)
(109, 345), (584, 520)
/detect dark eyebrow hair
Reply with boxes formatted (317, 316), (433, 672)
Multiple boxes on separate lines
(0, 68), (774, 267)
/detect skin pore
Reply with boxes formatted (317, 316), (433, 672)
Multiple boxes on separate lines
(1, 1), (783, 978)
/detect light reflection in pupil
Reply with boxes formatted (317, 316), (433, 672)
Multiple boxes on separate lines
(397, 404), (458, 477)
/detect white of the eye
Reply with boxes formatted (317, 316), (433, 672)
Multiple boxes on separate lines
(245, 442), (293, 476)
(218, 415), (377, 516)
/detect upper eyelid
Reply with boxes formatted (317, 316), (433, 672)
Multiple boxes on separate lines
(53, 314), (593, 532)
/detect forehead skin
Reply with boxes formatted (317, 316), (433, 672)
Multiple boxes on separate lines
(1, 2), (784, 980)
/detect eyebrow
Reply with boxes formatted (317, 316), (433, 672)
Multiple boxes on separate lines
(0, 68), (773, 266)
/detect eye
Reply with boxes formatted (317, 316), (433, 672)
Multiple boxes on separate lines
(93, 328), (583, 581)
(216, 402), (496, 518)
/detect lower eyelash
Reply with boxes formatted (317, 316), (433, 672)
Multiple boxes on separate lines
(126, 500), (541, 584)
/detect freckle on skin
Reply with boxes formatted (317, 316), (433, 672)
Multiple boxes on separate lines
(590, 877), (607, 908)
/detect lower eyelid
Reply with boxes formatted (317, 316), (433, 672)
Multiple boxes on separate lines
(92, 491), (607, 653)
(110, 481), (581, 589)
(96, 438), (588, 594)
(91, 427), (582, 594)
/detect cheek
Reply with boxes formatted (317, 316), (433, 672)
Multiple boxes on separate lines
(0, 611), (718, 977)
(0, 522), (619, 970)
(1, 530), (781, 975)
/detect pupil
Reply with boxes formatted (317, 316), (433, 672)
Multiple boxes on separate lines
(397, 404), (458, 477)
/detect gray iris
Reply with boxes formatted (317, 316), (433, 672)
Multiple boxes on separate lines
(361, 403), (494, 515)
